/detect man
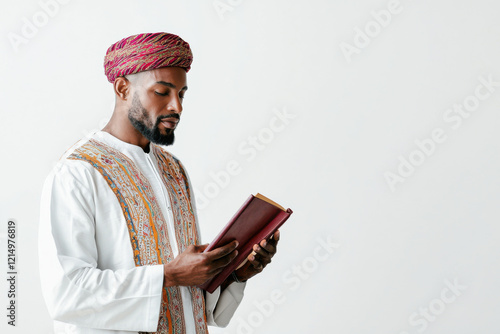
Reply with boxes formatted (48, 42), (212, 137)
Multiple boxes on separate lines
(39, 32), (280, 334)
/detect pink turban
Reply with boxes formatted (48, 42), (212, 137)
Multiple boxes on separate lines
(104, 32), (193, 83)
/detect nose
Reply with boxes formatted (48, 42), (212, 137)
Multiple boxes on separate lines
(168, 94), (183, 115)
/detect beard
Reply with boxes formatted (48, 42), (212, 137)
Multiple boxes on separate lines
(128, 93), (179, 146)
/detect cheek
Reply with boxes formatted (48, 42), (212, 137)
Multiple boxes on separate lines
(142, 100), (163, 117)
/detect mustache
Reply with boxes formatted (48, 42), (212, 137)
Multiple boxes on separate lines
(156, 113), (180, 122)
(156, 114), (181, 122)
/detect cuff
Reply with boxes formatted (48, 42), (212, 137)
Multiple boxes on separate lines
(205, 281), (247, 328)
(143, 264), (165, 331)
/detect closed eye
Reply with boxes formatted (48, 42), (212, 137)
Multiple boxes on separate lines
(155, 91), (168, 96)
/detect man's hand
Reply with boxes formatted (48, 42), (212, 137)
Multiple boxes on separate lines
(233, 230), (280, 283)
(163, 240), (239, 287)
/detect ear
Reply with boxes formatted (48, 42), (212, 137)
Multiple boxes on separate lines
(113, 76), (131, 101)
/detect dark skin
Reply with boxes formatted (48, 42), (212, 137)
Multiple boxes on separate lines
(102, 66), (279, 288)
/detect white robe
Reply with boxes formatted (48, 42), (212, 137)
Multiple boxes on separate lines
(38, 131), (246, 333)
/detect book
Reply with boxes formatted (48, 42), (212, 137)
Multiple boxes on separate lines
(198, 193), (293, 293)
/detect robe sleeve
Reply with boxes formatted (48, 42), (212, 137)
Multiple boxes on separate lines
(38, 161), (164, 332)
(205, 283), (247, 327)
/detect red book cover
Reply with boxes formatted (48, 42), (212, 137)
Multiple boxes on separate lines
(199, 193), (293, 293)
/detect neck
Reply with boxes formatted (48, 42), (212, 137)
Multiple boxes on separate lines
(102, 107), (150, 152)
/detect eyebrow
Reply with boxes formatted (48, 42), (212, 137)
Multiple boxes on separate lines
(155, 81), (188, 91)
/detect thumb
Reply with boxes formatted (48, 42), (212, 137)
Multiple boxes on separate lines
(193, 243), (209, 253)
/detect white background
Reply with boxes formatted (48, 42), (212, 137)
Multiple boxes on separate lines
(1, 0), (499, 333)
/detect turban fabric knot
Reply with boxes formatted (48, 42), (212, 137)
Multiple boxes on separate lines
(104, 32), (193, 83)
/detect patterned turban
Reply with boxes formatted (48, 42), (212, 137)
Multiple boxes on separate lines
(104, 32), (193, 83)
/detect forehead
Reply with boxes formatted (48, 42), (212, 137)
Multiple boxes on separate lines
(137, 67), (187, 88)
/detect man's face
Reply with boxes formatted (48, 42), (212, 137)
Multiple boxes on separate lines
(127, 67), (187, 146)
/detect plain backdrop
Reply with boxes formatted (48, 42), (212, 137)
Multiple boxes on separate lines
(1, 0), (499, 333)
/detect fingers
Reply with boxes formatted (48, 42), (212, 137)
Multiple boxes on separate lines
(203, 240), (239, 274)
(249, 232), (280, 270)
(234, 232), (281, 281)
(207, 240), (239, 260)
(257, 238), (277, 255)
(256, 230), (280, 254)
(247, 253), (265, 272)
(210, 249), (238, 272)
(249, 245), (272, 269)
(253, 243), (269, 258)
(166, 241), (242, 287)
